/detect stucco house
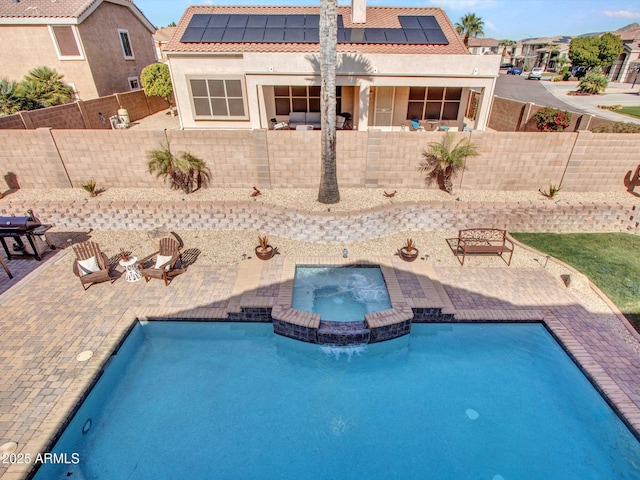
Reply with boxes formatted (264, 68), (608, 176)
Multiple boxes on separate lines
(609, 23), (640, 83)
(0, 0), (156, 100)
(165, 2), (499, 131)
(468, 37), (500, 56)
(153, 26), (177, 63)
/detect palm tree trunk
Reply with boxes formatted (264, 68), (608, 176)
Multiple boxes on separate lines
(317, 0), (340, 204)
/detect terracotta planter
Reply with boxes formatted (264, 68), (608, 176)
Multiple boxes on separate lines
(399, 247), (419, 262)
(255, 245), (275, 260)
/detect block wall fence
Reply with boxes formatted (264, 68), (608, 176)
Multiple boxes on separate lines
(1, 128), (639, 192)
(0, 90), (170, 131)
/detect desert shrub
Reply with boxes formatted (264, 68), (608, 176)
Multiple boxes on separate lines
(578, 67), (609, 94)
(591, 122), (640, 133)
(534, 107), (572, 132)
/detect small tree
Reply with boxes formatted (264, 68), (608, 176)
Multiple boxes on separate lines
(418, 132), (479, 194)
(141, 63), (175, 115)
(578, 67), (609, 94)
(17, 66), (73, 108)
(534, 107), (572, 132)
(147, 142), (210, 194)
(598, 32), (623, 68)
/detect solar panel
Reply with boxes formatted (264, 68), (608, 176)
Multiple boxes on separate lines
(247, 15), (267, 28)
(403, 28), (428, 43)
(304, 15), (320, 26)
(180, 14), (448, 45)
(398, 16), (421, 29)
(305, 29), (319, 43)
(417, 16), (439, 29)
(424, 28), (448, 44)
(221, 28), (245, 42)
(384, 29), (408, 44)
(285, 15), (305, 27)
(189, 14), (211, 28)
(266, 15), (286, 27)
(364, 29), (386, 44)
(263, 28), (285, 42)
(208, 15), (229, 27)
(181, 27), (205, 42)
(284, 28), (305, 42)
(201, 27), (225, 42)
(242, 28), (265, 42)
(227, 15), (248, 28)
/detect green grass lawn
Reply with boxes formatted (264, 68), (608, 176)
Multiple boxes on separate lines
(511, 232), (640, 332)
(617, 106), (640, 119)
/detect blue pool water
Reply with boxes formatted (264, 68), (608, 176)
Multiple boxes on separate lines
(292, 266), (392, 321)
(35, 322), (640, 480)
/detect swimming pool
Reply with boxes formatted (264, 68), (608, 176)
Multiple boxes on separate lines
(34, 322), (640, 479)
(292, 266), (391, 321)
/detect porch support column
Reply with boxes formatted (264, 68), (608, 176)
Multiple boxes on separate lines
(358, 83), (370, 131)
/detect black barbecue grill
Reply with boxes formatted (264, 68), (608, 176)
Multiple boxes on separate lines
(0, 211), (54, 262)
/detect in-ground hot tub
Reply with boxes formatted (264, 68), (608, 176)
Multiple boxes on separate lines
(292, 266), (391, 321)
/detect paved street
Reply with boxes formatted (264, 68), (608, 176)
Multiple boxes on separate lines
(495, 72), (640, 124)
(495, 72), (578, 111)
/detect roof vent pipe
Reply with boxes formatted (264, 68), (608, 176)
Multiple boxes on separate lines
(351, 0), (366, 24)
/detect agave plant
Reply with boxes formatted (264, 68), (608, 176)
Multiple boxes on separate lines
(418, 132), (479, 194)
(147, 142), (211, 194)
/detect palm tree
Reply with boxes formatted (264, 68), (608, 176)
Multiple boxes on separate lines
(0, 79), (24, 115)
(418, 132), (479, 194)
(317, 0), (339, 204)
(455, 13), (484, 48)
(147, 142), (211, 194)
(499, 39), (515, 64)
(17, 66), (73, 107)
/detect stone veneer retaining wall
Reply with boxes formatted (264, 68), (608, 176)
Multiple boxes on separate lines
(1, 199), (638, 241)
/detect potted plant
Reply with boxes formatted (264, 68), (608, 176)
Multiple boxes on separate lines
(399, 238), (419, 262)
(255, 236), (275, 261)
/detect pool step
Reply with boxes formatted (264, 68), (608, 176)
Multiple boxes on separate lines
(317, 320), (370, 345)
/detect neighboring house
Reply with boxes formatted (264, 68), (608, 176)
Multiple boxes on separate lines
(510, 36), (571, 71)
(0, 0), (156, 99)
(468, 37), (500, 55)
(154, 26), (177, 62)
(609, 23), (640, 83)
(165, 1), (499, 131)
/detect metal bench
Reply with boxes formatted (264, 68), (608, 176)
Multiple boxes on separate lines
(447, 228), (514, 266)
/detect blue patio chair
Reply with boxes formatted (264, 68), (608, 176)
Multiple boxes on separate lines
(411, 118), (421, 130)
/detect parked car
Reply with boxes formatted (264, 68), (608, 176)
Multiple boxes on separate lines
(528, 67), (544, 80)
(500, 62), (514, 69)
(506, 67), (522, 75)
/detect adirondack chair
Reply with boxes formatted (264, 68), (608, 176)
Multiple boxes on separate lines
(72, 241), (112, 290)
(138, 237), (185, 286)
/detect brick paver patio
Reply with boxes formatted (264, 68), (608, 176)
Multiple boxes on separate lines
(0, 249), (639, 479)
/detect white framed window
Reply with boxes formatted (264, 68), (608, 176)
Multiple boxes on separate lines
(128, 77), (140, 90)
(407, 87), (462, 121)
(49, 25), (84, 60)
(117, 28), (135, 60)
(188, 77), (248, 120)
(273, 86), (342, 115)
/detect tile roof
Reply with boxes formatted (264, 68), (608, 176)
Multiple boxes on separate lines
(0, 0), (101, 19)
(154, 26), (177, 43)
(165, 6), (468, 55)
